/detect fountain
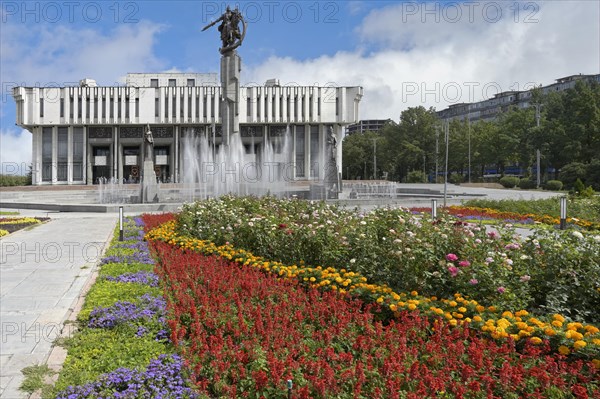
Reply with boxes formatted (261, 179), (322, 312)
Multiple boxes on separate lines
(180, 125), (294, 199)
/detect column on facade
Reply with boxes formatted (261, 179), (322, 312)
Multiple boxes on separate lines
(32, 127), (42, 185)
(51, 126), (57, 183)
(174, 126), (179, 183)
(82, 126), (88, 184)
(113, 126), (118, 181)
(67, 126), (73, 184)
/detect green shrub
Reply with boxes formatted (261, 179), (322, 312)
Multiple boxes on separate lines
(54, 329), (166, 393)
(559, 162), (587, 189)
(406, 170), (427, 183)
(99, 262), (154, 277)
(585, 159), (600, 191)
(78, 280), (161, 321)
(518, 178), (536, 190)
(543, 180), (563, 191)
(448, 173), (464, 185)
(499, 176), (519, 188)
(0, 174), (30, 186)
(572, 179), (596, 198)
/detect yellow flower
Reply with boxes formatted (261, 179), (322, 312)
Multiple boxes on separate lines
(584, 325), (599, 335)
(592, 359), (600, 369)
(376, 297), (384, 304)
(449, 301), (458, 307)
(408, 304), (417, 311)
(411, 290), (418, 296)
(553, 314), (565, 323)
(573, 340), (587, 350)
(458, 307), (467, 313)
(530, 337), (543, 345)
(551, 320), (563, 328)
(544, 328), (556, 337)
(476, 305), (485, 313)
(472, 315), (483, 322)
(515, 310), (529, 317)
(389, 304), (397, 312)
(558, 345), (570, 355)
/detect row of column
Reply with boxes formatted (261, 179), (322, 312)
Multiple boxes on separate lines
(30, 124), (343, 185)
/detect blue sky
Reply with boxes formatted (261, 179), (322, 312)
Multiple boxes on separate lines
(1, 1), (599, 172)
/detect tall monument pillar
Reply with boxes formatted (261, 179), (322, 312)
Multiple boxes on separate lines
(202, 6), (247, 147)
(220, 52), (241, 146)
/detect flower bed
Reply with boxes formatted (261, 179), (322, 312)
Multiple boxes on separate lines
(0, 216), (48, 234)
(146, 216), (600, 359)
(146, 233), (600, 398)
(32, 217), (197, 398)
(411, 205), (600, 230)
(172, 197), (600, 324)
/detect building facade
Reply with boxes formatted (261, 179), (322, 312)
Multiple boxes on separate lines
(345, 119), (392, 135)
(437, 74), (600, 123)
(13, 73), (363, 185)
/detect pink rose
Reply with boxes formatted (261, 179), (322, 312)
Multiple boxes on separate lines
(446, 253), (459, 262)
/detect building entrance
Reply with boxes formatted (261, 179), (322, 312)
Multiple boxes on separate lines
(92, 146), (111, 183)
(123, 146), (141, 183)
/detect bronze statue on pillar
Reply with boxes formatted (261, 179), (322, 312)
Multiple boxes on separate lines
(202, 6), (246, 146)
(202, 6), (247, 54)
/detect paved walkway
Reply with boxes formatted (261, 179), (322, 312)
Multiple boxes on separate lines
(0, 209), (116, 399)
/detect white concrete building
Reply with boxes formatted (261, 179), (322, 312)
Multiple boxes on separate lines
(13, 73), (363, 185)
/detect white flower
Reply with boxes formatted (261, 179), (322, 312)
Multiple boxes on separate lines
(360, 220), (367, 225)
(520, 255), (531, 260)
(349, 258), (356, 264)
(572, 231), (584, 240)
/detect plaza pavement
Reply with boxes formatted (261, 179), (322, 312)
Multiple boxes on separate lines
(0, 209), (117, 399)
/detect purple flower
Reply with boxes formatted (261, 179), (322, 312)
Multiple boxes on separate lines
(469, 279), (479, 285)
(104, 271), (159, 287)
(458, 260), (471, 267)
(520, 275), (531, 282)
(54, 354), (198, 399)
(88, 294), (166, 329)
(446, 253), (458, 262)
(497, 286), (506, 294)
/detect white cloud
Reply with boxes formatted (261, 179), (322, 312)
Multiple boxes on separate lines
(0, 20), (167, 87)
(0, 128), (31, 175)
(1, 20), (167, 172)
(245, 1), (600, 119)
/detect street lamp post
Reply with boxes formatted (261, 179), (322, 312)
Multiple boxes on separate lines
(468, 118), (471, 183)
(444, 121), (449, 207)
(435, 126), (439, 183)
(372, 138), (377, 180)
(534, 104), (542, 188)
